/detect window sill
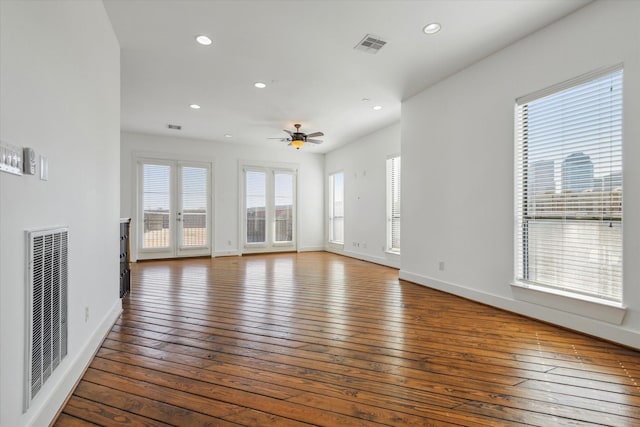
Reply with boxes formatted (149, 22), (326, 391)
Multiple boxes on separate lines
(385, 250), (400, 256)
(510, 281), (626, 325)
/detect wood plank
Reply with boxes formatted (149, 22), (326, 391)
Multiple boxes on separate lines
(54, 413), (100, 427)
(60, 395), (172, 427)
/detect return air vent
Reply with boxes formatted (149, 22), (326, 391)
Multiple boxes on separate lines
(354, 34), (387, 54)
(25, 227), (68, 411)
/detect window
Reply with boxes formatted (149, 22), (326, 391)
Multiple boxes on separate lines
(515, 66), (623, 303)
(387, 156), (401, 252)
(329, 172), (344, 243)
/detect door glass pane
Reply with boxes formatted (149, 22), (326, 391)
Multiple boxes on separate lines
(143, 164), (170, 248)
(246, 171), (266, 243)
(274, 173), (293, 242)
(181, 166), (208, 247)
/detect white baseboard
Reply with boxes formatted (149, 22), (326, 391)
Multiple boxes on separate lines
(213, 250), (242, 257)
(297, 246), (325, 252)
(28, 299), (122, 427)
(325, 247), (400, 269)
(399, 269), (640, 350)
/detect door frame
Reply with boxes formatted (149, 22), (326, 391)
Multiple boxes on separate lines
(239, 161), (298, 254)
(133, 152), (214, 261)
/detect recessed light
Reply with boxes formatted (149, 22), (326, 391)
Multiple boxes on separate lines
(254, 82), (267, 89)
(373, 105), (383, 111)
(224, 134), (233, 138)
(189, 104), (201, 109)
(195, 35), (212, 45)
(423, 22), (441, 35)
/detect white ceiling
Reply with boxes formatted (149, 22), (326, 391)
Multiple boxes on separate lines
(104, 0), (590, 153)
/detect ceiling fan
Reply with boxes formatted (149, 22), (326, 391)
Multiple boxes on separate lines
(269, 124), (324, 149)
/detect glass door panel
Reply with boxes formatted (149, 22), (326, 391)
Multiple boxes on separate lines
(142, 163), (172, 250)
(246, 170), (266, 244)
(274, 172), (294, 243)
(179, 165), (209, 249)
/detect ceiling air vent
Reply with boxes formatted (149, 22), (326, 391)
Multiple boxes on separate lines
(354, 34), (387, 54)
(167, 124), (182, 130)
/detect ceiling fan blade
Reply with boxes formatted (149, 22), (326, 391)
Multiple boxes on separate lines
(306, 139), (323, 144)
(267, 137), (285, 139)
(305, 131), (324, 138)
(282, 129), (293, 135)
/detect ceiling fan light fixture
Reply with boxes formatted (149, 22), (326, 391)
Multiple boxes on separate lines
(254, 82), (267, 89)
(291, 139), (304, 150)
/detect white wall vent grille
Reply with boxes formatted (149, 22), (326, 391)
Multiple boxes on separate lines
(354, 34), (387, 54)
(25, 227), (68, 410)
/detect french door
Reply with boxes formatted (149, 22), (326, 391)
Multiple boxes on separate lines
(243, 167), (296, 253)
(137, 159), (212, 259)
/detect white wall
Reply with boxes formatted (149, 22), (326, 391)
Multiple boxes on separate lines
(401, 0), (640, 348)
(0, 1), (121, 426)
(324, 123), (401, 268)
(120, 131), (325, 258)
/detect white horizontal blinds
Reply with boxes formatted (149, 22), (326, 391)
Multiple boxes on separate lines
(274, 172), (294, 243)
(142, 163), (171, 249)
(329, 172), (344, 243)
(515, 67), (623, 302)
(246, 170), (266, 244)
(181, 166), (208, 247)
(389, 156), (401, 251)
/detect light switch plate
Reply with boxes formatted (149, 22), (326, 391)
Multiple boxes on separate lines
(40, 156), (48, 181)
(0, 140), (23, 176)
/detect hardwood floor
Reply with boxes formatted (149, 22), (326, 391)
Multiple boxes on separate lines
(55, 252), (640, 426)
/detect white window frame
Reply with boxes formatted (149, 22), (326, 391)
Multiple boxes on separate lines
(328, 171), (344, 244)
(386, 155), (401, 253)
(512, 65), (626, 324)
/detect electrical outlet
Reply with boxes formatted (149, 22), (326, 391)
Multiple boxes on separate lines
(84, 307), (89, 322)
(227, 240), (232, 246)
(439, 261), (445, 271)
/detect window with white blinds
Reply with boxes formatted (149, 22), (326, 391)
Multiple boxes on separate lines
(515, 66), (623, 303)
(180, 166), (208, 247)
(329, 172), (344, 244)
(142, 163), (171, 249)
(387, 156), (401, 252)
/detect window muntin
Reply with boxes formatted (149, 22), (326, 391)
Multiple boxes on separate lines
(515, 67), (623, 303)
